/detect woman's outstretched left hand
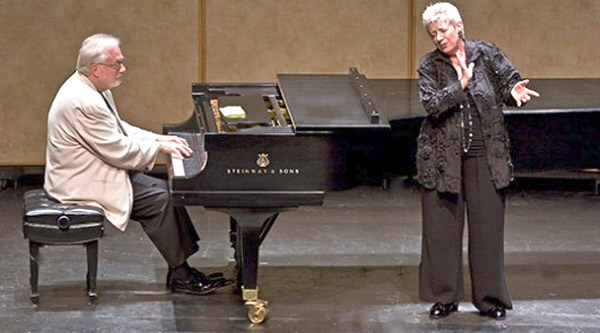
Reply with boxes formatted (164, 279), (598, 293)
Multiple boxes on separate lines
(511, 79), (540, 107)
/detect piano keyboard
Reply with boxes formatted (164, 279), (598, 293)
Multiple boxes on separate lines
(169, 132), (208, 178)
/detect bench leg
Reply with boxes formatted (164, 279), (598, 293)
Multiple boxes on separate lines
(86, 241), (98, 305)
(29, 241), (40, 306)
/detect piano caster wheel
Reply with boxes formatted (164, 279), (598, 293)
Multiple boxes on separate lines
(246, 299), (268, 324)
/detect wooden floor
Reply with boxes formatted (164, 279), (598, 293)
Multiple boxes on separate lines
(1, 177), (599, 332)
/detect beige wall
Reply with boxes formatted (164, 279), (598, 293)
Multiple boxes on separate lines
(413, 0), (600, 78)
(1, 0), (599, 165)
(0, 0), (198, 165)
(205, 0), (600, 81)
(204, 0), (411, 81)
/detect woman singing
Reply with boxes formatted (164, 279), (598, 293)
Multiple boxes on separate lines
(416, 2), (539, 319)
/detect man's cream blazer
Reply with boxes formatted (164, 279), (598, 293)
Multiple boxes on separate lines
(44, 72), (161, 231)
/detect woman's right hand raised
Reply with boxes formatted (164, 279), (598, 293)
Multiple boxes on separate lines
(452, 49), (474, 89)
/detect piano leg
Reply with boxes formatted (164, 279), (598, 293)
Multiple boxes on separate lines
(228, 217), (241, 292)
(216, 208), (292, 324)
(259, 213), (279, 246)
(229, 213), (278, 294)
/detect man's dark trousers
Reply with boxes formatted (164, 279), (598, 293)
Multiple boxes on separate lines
(129, 172), (199, 268)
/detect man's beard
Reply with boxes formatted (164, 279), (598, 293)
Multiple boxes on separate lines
(108, 78), (123, 89)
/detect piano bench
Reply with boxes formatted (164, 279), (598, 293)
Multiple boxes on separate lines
(22, 189), (105, 306)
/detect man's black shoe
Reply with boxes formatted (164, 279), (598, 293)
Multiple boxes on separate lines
(188, 268), (233, 288)
(169, 275), (224, 295)
(481, 305), (506, 320)
(189, 267), (226, 284)
(429, 302), (459, 319)
(166, 268), (225, 288)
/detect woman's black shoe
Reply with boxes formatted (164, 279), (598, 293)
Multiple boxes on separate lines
(429, 302), (458, 319)
(481, 305), (506, 320)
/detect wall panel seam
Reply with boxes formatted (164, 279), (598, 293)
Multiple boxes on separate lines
(199, 0), (206, 82)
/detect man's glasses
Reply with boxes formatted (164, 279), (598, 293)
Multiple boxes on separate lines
(97, 61), (124, 70)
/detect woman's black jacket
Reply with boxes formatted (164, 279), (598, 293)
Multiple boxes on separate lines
(416, 39), (521, 193)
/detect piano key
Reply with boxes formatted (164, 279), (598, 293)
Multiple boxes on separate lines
(171, 156), (185, 177)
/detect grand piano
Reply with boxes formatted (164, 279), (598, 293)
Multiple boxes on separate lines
(163, 68), (390, 323)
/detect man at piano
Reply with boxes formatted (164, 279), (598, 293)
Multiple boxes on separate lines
(44, 33), (228, 295)
(416, 3), (539, 320)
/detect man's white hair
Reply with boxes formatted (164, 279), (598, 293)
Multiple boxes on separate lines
(422, 2), (464, 36)
(76, 33), (120, 76)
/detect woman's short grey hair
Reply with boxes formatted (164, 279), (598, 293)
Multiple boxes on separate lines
(76, 33), (120, 76)
(422, 2), (464, 36)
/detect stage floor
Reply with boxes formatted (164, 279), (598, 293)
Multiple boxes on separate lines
(1, 178), (599, 332)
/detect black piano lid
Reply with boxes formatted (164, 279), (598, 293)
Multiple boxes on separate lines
(368, 78), (600, 121)
(504, 78), (600, 114)
(277, 73), (390, 132)
(368, 79), (425, 121)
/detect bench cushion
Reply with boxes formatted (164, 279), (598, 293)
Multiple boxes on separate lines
(23, 189), (105, 244)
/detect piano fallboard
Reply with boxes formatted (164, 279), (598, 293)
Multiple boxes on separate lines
(167, 133), (344, 193)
